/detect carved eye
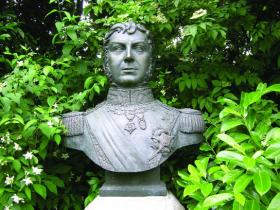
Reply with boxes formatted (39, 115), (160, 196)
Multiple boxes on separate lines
(134, 44), (146, 52)
(110, 44), (124, 52)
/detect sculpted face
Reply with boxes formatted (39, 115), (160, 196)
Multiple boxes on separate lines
(107, 30), (151, 87)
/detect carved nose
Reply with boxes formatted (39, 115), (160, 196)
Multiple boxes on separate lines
(124, 47), (133, 62)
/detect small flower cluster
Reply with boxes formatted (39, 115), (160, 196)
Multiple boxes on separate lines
(47, 117), (61, 127)
(153, 11), (168, 23)
(0, 81), (7, 90)
(11, 194), (24, 204)
(4, 175), (14, 186)
(23, 151), (33, 160)
(0, 132), (12, 144)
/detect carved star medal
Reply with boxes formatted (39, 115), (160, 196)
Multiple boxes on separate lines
(124, 122), (136, 134)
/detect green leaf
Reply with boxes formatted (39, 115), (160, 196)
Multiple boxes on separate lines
(43, 66), (54, 76)
(243, 156), (256, 170)
(265, 84), (280, 94)
(202, 193), (233, 208)
(55, 21), (64, 33)
(244, 200), (260, 210)
(217, 151), (244, 162)
(186, 25), (197, 37)
(265, 128), (280, 142)
(253, 171), (271, 196)
(54, 134), (61, 145)
(62, 44), (74, 55)
(49, 176), (64, 187)
(44, 180), (58, 194)
(84, 77), (93, 89)
(210, 30), (218, 40)
(217, 134), (245, 154)
(63, 11), (72, 20)
(221, 118), (244, 132)
(222, 169), (243, 184)
(0, 188), (4, 197)
(233, 174), (253, 193)
(33, 184), (47, 199)
(234, 192), (246, 206)
(241, 91), (262, 108)
(0, 115), (10, 126)
(25, 187), (32, 200)
(219, 107), (241, 119)
(45, 9), (58, 18)
(66, 28), (77, 41)
(265, 143), (280, 159)
(0, 97), (11, 112)
(233, 200), (243, 210)
(188, 164), (201, 180)
(76, 60), (87, 74)
(12, 160), (21, 172)
(267, 193), (280, 210)
(47, 96), (57, 107)
(200, 181), (213, 197)
(93, 84), (100, 94)
(195, 157), (209, 178)
(24, 119), (38, 130)
(13, 114), (24, 124)
(183, 185), (199, 197)
(245, 109), (256, 131)
(39, 123), (52, 139)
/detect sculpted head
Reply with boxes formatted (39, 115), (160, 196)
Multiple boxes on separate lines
(103, 22), (154, 87)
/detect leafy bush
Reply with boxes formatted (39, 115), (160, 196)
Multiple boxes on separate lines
(177, 83), (280, 209)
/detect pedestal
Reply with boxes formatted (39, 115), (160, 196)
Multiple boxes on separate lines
(85, 191), (185, 210)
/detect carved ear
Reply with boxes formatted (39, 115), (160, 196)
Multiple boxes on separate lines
(62, 112), (84, 136)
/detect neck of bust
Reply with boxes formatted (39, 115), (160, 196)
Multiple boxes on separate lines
(106, 85), (154, 105)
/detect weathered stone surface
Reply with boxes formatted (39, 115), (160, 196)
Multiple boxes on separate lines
(100, 167), (167, 197)
(85, 191), (185, 210)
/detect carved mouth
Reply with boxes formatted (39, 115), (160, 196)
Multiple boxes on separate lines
(122, 68), (137, 73)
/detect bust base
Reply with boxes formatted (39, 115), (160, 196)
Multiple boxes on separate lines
(84, 191), (185, 210)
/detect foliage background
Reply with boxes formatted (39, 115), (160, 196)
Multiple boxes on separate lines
(0, 0), (280, 209)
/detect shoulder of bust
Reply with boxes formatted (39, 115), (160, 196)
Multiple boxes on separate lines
(178, 108), (205, 133)
(155, 100), (178, 112)
(62, 111), (84, 136)
(85, 101), (106, 115)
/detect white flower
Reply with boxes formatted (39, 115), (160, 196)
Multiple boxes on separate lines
(53, 150), (58, 157)
(53, 117), (60, 123)
(52, 103), (58, 109)
(16, 61), (24, 67)
(47, 120), (53, 127)
(61, 153), (69, 160)
(5, 175), (14, 185)
(23, 151), (33, 160)
(4, 205), (12, 210)
(11, 194), (24, 204)
(0, 137), (4, 143)
(32, 166), (43, 175)
(22, 177), (33, 186)
(190, 9), (207, 19)
(14, 143), (22, 151)
(0, 82), (7, 90)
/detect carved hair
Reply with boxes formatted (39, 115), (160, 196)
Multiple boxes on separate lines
(103, 22), (154, 83)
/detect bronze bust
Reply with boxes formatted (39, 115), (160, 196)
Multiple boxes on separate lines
(62, 22), (205, 173)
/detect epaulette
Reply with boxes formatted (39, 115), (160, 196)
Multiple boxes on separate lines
(179, 108), (205, 133)
(62, 112), (84, 136)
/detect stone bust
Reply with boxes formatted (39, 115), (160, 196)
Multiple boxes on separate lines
(62, 22), (205, 173)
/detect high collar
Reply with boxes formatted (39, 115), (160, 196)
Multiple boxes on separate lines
(106, 86), (154, 105)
